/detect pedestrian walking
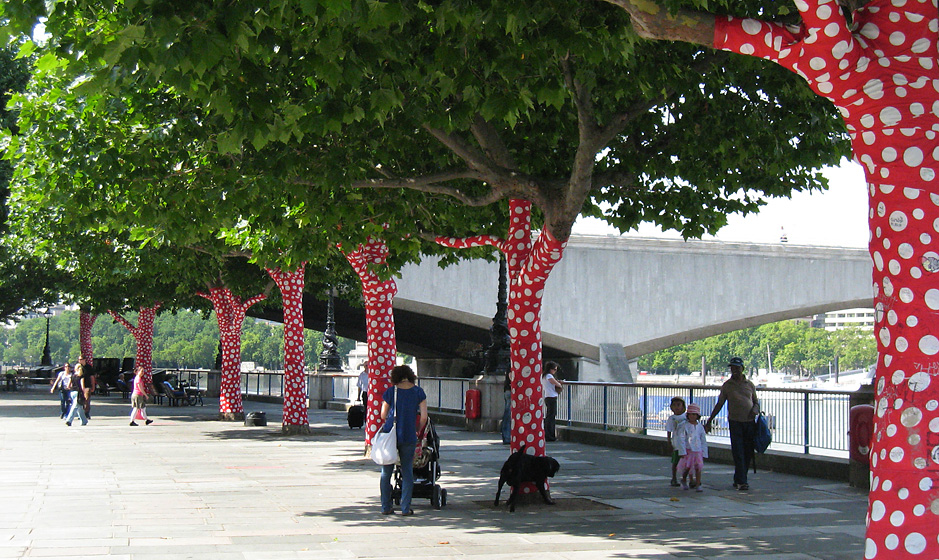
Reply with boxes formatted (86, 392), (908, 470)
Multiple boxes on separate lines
(378, 365), (428, 516)
(63, 365), (88, 426)
(129, 366), (155, 426)
(76, 355), (95, 419)
(704, 357), (760, 490)
(50, 362), (73, 419)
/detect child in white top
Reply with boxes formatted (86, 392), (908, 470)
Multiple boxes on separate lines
(664, 397), (686, 487)
(676, 403), (708, 492)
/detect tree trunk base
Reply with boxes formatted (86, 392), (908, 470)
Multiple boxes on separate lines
(282, 424), (311, 436)
(218, 412), (245, 422)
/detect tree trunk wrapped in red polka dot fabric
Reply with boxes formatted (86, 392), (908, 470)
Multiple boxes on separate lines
(715, 1), (939, 556)
(267, 266), (309, 434)
(109, 304), (160, 388)
(79, 311), (96, 364)
(343, 238), (397, 448)
(437, 199), (566, 461)
(199, 288), (267, 419)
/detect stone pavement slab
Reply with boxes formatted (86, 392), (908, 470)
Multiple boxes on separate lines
(0, 390), (867, 559)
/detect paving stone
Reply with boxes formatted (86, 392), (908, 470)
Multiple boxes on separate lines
(0, 390), (867, 560)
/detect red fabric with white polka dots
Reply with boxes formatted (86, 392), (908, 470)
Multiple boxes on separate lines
(199, 288), (266, 416)
(110, 305), (160, 388)
(79, 311), (96, 364)
(344, 238), (397, 446)
(267, 266), (309, 429)
(716, 2), (939, 556)
(437, 199), (566, 465)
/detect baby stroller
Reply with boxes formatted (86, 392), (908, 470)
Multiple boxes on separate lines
(392, 418), (447, 509)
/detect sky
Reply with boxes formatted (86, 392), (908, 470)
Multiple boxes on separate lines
(572, 158), (870, 249)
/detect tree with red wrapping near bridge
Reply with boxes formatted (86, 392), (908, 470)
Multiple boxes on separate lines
(342, 237), (399, 449)
(435, 200), (565, 457)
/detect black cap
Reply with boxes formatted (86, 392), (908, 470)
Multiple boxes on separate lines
(728, 357), (744, 367)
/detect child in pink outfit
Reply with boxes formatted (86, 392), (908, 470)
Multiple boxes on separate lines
(676, 403), (708, 492)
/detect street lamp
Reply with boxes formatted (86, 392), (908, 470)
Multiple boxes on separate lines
(319, 288), (344, 372)
(40, 308), (52, 366)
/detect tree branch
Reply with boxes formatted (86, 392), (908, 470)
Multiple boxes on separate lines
(599, 0), (715, 45)
(560, 55), (600, 147)
(345, 171), (508, 207)
(422, 124), (495, 172)
(469, 116), (518, 170)
(435, 235), (507, 252)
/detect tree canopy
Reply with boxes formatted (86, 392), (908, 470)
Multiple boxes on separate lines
(1, 0), (851, 259)
(639, 320), (877, 376)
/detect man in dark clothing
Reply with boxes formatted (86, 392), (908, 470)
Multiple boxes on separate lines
(704, 357), (760, 491)
(77, 355), (95, 418)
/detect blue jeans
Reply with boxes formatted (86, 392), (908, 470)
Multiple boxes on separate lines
(59, 390), (72, 418)
(729, 420), (756, 485)
(380, 442), (417, 513)
(64, 391), (87, 425)
(502, 390), (511, 443)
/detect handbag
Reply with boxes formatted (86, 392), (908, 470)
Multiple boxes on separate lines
(754, 413), (772, 454)
(371, 387), (399, 465)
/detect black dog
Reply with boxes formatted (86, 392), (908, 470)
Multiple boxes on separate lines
(494, 445), (561, 511)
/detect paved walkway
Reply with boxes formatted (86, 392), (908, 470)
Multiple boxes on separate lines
(0, 389), (867, 559)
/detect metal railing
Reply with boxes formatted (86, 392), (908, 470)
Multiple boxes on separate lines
(418, 377), (472, 412)
(556, 382), (851, 456)
(167, 369), (209, 391)
(158, 370), (853, 457)
(322, 374), (470, 411)
(405, 377), (852, 457)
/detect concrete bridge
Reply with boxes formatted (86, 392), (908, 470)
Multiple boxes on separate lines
(256, 235), (873, 380)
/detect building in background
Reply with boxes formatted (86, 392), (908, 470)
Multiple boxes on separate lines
(814, 308), (875, 331)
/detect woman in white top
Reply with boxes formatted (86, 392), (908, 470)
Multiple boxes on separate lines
(542, 361), (564, 442)
(50, 363), (73, 419)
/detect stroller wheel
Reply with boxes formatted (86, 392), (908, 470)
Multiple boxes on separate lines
(441, 488), (447, 507)
(431, 484), (442, 509)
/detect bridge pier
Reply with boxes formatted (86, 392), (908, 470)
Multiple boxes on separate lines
(578, 344), (638, 383)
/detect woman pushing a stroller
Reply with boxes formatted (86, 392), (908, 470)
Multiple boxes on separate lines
(378, 365), (428, 516)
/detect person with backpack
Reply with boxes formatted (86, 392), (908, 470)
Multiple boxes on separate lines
(704, 357), (759, 491)
(49, 362), (73, 419)
(63, 364), (88, 426)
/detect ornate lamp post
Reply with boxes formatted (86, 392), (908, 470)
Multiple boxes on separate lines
(319, 288), (344, 372)
(482, 256), (511, 376)
(40, 308), (52, 366)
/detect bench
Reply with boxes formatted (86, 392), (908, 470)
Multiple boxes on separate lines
(162, 381), (187, 406)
